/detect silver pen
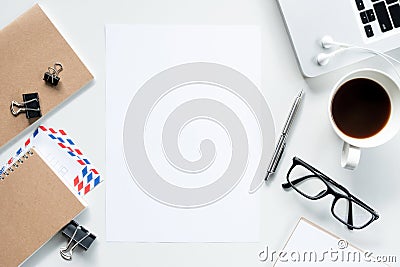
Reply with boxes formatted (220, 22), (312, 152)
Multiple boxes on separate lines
(265, 89), (304, 181)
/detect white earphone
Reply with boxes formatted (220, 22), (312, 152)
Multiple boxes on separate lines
(319, 35), (350, 50)
(316, 35), (400, 79)
(316, 48), (347, 66)
(316, 36), (351, 66)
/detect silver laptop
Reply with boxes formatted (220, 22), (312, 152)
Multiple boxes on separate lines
(277, 0), (400, 77)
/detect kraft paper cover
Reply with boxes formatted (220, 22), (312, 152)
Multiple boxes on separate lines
(0, 148), (86, 266)
(0, 4), (93, 147)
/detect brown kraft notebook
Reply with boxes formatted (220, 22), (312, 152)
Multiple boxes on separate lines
(0, 148), (87, 266)
(0, 4), (93, 147)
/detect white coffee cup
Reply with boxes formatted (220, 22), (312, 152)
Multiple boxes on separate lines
(328, 69), (400, 170)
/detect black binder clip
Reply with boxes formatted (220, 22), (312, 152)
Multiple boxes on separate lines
(43, 62), (63, 86)
(10, 93), (42, 119)
(60, 220), (96, 261)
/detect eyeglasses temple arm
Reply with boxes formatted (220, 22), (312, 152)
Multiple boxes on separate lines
(282, 175), (317, 189)
(293, 158), (352, 195)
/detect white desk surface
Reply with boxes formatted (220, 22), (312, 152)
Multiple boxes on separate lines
(1, 0), (400, 266)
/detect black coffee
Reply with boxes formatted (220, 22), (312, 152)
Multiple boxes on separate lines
(331, 78), (391, 139)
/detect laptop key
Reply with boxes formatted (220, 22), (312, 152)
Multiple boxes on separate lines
(374, 1), (394, 32)
(364, 25), (374, 37)
(366, 9), (376, 21)
(360, 11), (369, 23)
(386, 0), (398, 4)
(355, 0), (365, 10)
(389, 4), (400, 27)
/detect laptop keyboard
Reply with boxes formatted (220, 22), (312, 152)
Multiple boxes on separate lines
(355, 0), (400, 38)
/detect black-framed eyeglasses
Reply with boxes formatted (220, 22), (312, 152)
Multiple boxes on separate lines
(282, 157), (379, 230)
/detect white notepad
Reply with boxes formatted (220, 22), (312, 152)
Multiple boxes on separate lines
(271, 218), (389, 266)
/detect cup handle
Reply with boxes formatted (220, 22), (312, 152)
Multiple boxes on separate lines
(341, 142), (361, 170)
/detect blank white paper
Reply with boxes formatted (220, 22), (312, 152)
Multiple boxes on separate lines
(105, 25), (274, 242)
